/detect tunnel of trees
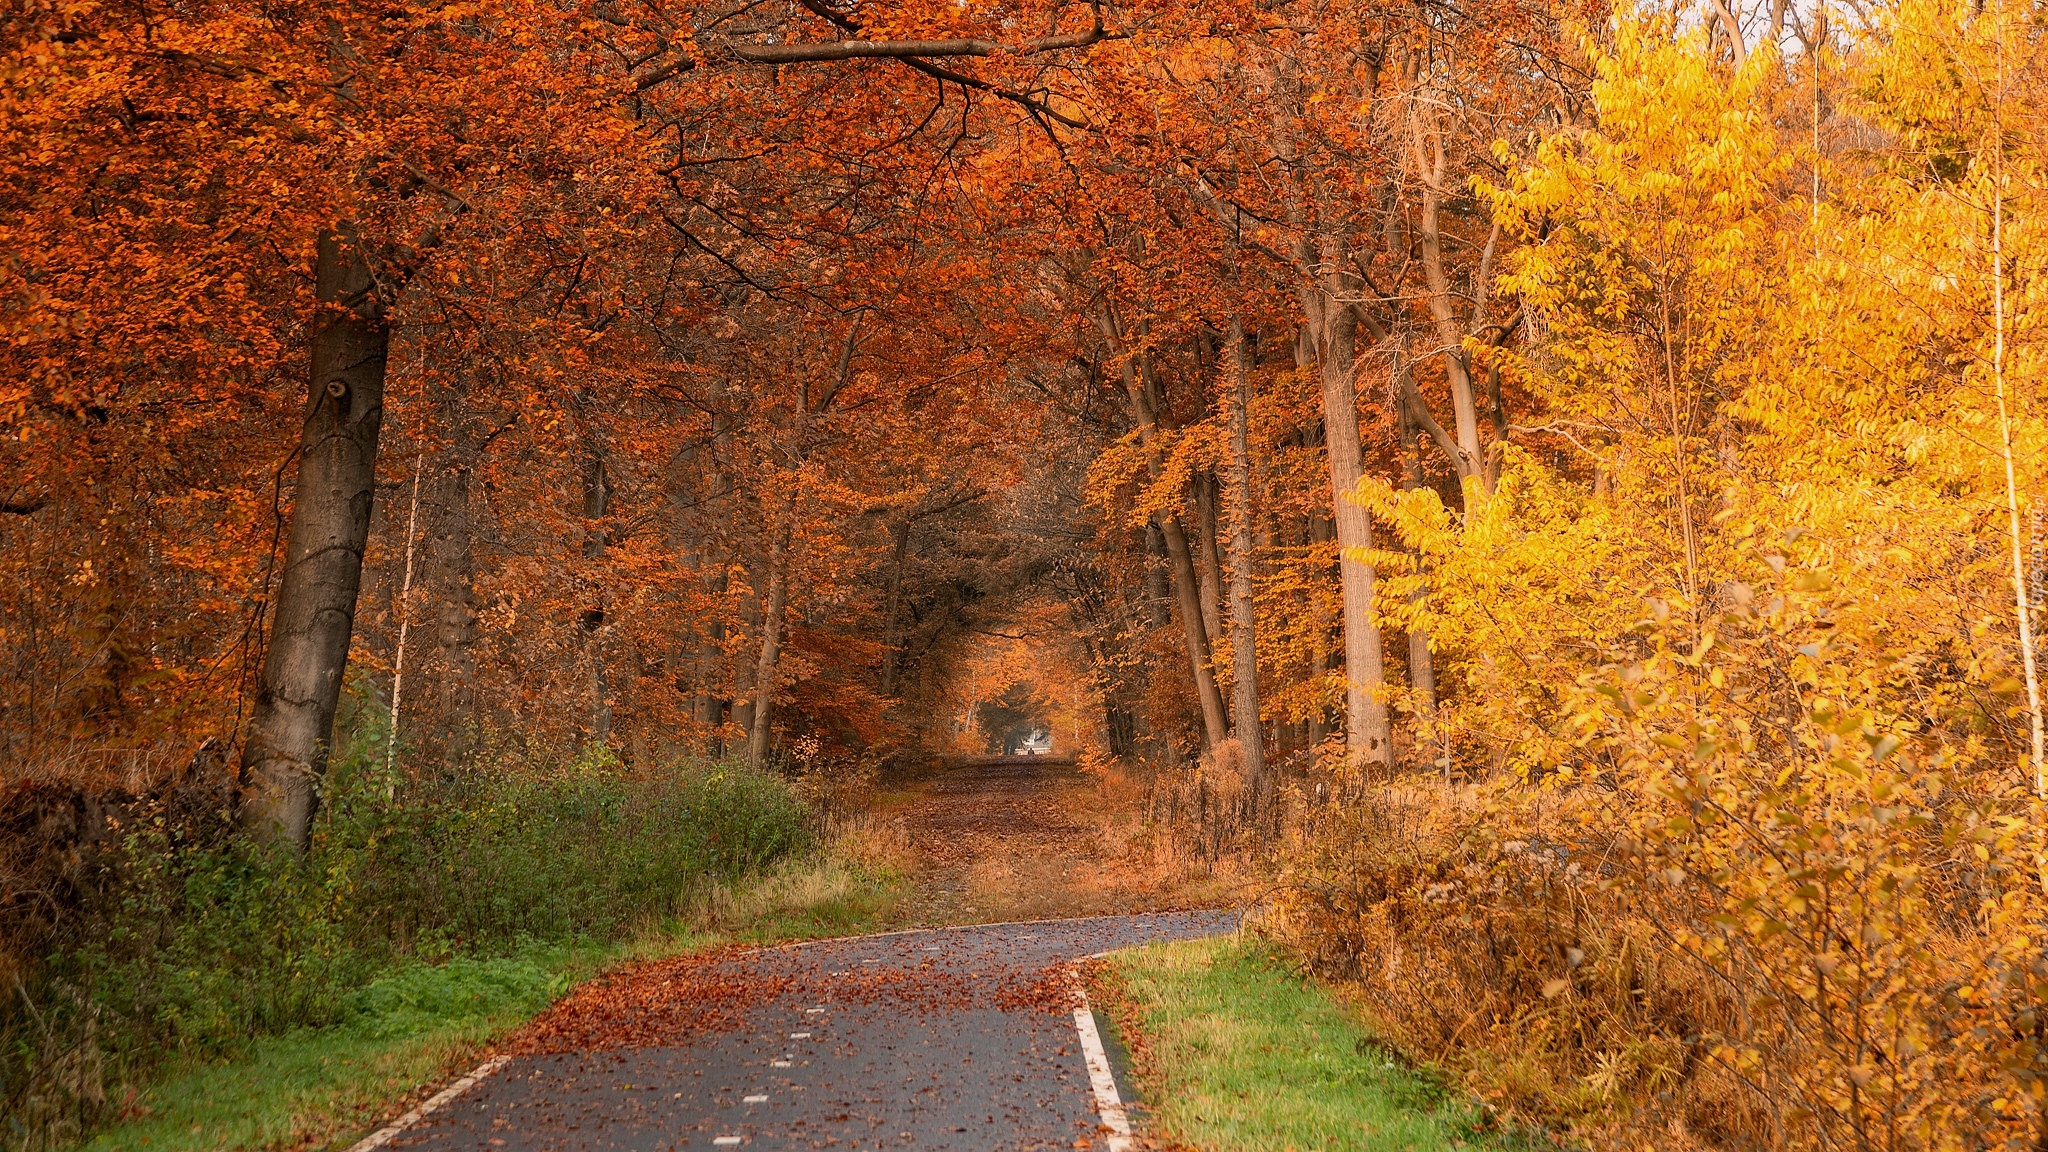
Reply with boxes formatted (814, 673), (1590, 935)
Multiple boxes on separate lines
(6, 0), (2048, 1144)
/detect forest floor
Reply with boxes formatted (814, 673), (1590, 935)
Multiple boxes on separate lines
(870, 756), (1244, 926)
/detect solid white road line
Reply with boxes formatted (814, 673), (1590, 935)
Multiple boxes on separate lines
(344, 1053), (511, 1152)
(1071, 997), (1134, 1152)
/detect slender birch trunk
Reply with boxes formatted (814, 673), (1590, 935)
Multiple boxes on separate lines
(1984, 50), (2046, 787)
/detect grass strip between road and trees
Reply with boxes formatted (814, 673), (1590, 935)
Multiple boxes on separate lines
(1097, 935), (1531, 1152)
(74, 852), (908, 1152)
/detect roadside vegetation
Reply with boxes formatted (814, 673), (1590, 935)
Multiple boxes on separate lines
(3, 704), (905, 1152)
(1096, 936), (1519, 1152)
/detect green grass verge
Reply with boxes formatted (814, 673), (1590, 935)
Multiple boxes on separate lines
(77, 853), (907, 1152)
(1101, 936), (1526, 1152)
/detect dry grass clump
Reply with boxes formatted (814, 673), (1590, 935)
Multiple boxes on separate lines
(693, 815), (913, 934)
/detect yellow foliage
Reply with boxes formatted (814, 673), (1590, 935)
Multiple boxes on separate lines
(1290, 5), (2048, 1148)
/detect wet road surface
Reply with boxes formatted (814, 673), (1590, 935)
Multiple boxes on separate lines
(386, 911), (1235, 1151)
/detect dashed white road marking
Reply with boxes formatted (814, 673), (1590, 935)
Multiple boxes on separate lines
(343, 1054), (511, 1152)
(805, 1007), (826, 1013)
(770, 1060), (793, 1068)
(789, 1031), (812, 1039)
(743, 1094), (769, 1103)
(713, 1136), (743, 1145)
(1071, 995), (1134, 1152)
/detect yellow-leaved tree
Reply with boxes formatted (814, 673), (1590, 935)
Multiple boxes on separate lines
(1278, 5), (2048, 1148)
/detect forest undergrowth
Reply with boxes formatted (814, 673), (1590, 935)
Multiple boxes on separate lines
(0, 699), (833, 1152)
(1258, 14), (2048, 1150)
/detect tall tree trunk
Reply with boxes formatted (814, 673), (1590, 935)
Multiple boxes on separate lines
(427, 445), (479, 755)
(580, 449), (613, 748)
(1142, 523), (1172, 628)
(1299, 242), (1392, 768)
(730, 593), (760, 741)
(878, 516), (913, 696)
(1194, 473), (1226, 650)
(421, 380), (483, 758)
(240, 228), (390, 848)
(1222, 318), (1267, 798)
(746, 508), (795, 766)
(1158, 514), (1229, 747)
(1098, 307), (1229, 749)
(691, 568), (728, 757)
(1305, 512), (1334, 753)
(689, 378), (735, 756)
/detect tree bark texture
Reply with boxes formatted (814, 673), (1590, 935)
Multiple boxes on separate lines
(1299, 241), (1392, 768)
(580, 449), (613, 748)
(239, 228), (389, 847)
(746, 509), (795, 766)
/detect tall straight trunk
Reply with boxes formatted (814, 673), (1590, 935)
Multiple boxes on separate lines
(1099, 308), (1228, 749)
(685, 379), (735, 756)
(1158, 514), (1229, 747)
(1299, 243), (1392, 768)
(746, 509), (795, 766)
(1263, 45), (1392, 769)
(427, 445), (479, 753)
(1305, 512), (1335, 752)
(1194, 473), (1226, 650)
(580, 450), (613, 748)
(240, 228), (389, 847)
(1142, 524), (1172, 628)
(1222, 318), (1267, 797)
(730, 540), (764, 743)
(691, 570), (728, 757)
(877, 517), (913, 696)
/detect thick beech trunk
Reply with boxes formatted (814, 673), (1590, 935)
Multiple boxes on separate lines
(1222, 318), (1267, 797)
(745, 510), (795, 766)
(1299, 245), (1392, 768)
(240, 229), (388, 847)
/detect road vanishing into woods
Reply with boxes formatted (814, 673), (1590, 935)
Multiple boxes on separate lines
(365, 912), (1235, 1152)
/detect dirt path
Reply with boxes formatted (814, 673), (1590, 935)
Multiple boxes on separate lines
(877, 759), (1228, 926)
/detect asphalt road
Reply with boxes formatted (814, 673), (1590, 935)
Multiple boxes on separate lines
(381, 911), (1236, 1151)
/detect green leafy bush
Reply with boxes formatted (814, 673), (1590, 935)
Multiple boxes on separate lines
(8, 728), (811, 1146)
